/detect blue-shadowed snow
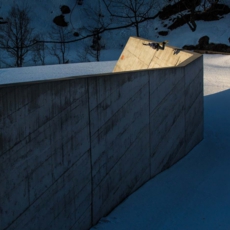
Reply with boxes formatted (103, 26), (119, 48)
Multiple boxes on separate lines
(0, 61), (116, 85)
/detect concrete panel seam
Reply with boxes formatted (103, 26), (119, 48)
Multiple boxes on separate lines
(147, 71), (151, 178)
(185, 91), (203, 118)
(87, 78), (94, 226)
(149, 68), (184, 98)
(92, 124), (148, 192)
(90, 81), (149, 141)
(1, 152), (89, 230)
(147, 52), (157, 69)
(69, 203), (92, 230)
(150, 76), (184, 116)
(183, 66), (186, 158)
(93, 126), (150, 213)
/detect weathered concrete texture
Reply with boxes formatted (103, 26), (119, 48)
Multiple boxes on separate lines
(88, 72), (151, 224)
(150, 56), (203, 177)
(113, 36), (201, 72)
(149, 67), (186, 177)
(0, 48), (203, 230)
(0, 79), (92, 230)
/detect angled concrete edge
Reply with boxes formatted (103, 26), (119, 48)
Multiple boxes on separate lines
(113, 36), (202, 72)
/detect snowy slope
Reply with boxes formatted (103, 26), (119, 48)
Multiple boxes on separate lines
(0, 0), (230, 65)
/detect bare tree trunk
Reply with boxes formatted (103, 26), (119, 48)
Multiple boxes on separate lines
(102, 0), (157, 37)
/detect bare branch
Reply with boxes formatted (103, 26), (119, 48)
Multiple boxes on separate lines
(101, 0), (158, 36)
(0, 4), (35, 67)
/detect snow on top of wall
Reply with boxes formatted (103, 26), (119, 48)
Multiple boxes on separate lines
(0, 61), (116, 86)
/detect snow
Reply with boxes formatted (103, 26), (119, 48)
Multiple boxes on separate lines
(0, 61), (116, 85)
(204, 54), (230, 95)
(0, 0), (230, 65)
(91, 54), (230, 230)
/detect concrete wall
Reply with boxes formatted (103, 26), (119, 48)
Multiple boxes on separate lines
(0, 56), (203, 230)
(113, 36), (201, 72)
(0, 80), (92, 230)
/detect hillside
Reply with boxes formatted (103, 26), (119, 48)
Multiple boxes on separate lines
(0, 0), (230, 66)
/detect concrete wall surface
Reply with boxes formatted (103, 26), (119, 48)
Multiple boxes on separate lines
(113, 36), (201, 72)
(0, 56), (203, 230)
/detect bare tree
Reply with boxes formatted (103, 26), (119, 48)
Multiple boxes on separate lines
(83, 0), (112, 32)
(82, 1), (108, 62)
(49, 26), (71, 64)
(77, 46), (91, 62)
(32, 35), (47, 65)
(90, 30), (102, 61)
(77, 44), (100, 62)
(77, 37), (104, 62)
(102, 0), (158, 37)
(0, 5), (35, 67)
(30, 1), (162, 51)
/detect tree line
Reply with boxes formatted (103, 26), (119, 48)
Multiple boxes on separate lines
(0, 0), (223, 67)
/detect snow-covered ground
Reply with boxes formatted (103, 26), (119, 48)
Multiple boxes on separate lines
(91, 54), (230, 230)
